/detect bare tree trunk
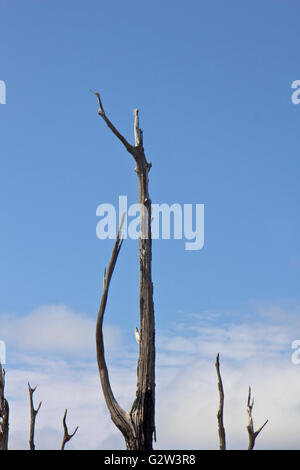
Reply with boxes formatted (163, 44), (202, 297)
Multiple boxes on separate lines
(92, 92), (155, 450)
(246, 386), (268, 450)
(0, 364), (9, 450)
(215, 354), (226, 450)
(28, 383), (41, 450)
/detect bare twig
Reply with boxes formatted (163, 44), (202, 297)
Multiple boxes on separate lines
(215, 353), (226, 450)
(60, 409), (79, 450)
(246, 386), (268, 450)
(0, 363), (9, 450)
(28, 382), (41, 450)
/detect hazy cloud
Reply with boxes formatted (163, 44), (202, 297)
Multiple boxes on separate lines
(0, 304), (122, 359)
(2, 302), (300, 449)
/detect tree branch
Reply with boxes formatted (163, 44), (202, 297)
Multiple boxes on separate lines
(60, 409), (79, 450)
(96, 214), (136, 448)
(0, 363), (9, 450)
(246, 386), (268, 450)
(215, 353), (226, 450)
(133, 108), (142, 147)
(91, 90), (134, 154)
(28, 382), (41, 450)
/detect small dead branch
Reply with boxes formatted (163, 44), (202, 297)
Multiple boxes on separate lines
(215, 353), (226, 450)
(60, 409), (78, 450)
(0, 364), (9, 450)
(246, 386), (268, 450)
(28, 382), (42, 450)
(90, 90), (134, 154)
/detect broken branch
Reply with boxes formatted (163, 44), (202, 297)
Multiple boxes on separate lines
(246, 386), (268, 450)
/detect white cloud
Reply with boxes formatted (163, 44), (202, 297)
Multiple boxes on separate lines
(1, 303), (300, 449)
(0, 304), (122, 359)
(5, 363), (126, 450)
(156, 356), (300, 450)
(154, 305), (300, 449)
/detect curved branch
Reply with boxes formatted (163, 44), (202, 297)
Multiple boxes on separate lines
(60, 409), (79, 450)
(215, 353), (226, 450)
(28, 382), (42, 450)
(96, 214), (136, 448)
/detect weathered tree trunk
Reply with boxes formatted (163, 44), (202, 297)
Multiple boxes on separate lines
(0, 364), (9, 450)
(92, 92), (155, 450)
(28, 382), (41, 450)
(215, 354), (226, 450)
(246, 386), (268, 450)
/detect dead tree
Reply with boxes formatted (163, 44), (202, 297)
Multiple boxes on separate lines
(60, 409), (78, 450)
(0, 363), (9, 450)
(28, 382), (41, 450)
(92, 92), (155, 450)
(246, 386), (268, 450)
(215, 357), (268, 450)
(215, 354), (226, 450)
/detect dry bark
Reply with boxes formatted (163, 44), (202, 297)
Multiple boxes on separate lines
(28, 382), (41, 450)
(0, 364), (9, 450)
(92, 91), (155, 450)
(215, 354), (226, 450)
(246, 386), (268, 450)
(60, 409), (78, 450)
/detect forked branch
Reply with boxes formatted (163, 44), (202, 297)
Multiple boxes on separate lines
(215, 353), (226, 450)
(246, 386), (268, 450)
(60, 409), (79, 450)
(28, 382), (42, 450)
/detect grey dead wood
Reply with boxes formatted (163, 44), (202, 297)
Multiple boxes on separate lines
(215, 354), (226, 450)
(0, 363), (9, 450)
(60, 409), (79, 450)
(92, 91), (155, 450)
(28, 382), (42, 450)
(246, 386), (268, 450)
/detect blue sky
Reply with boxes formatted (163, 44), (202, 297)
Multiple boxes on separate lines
(0, 0), (300, 450)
